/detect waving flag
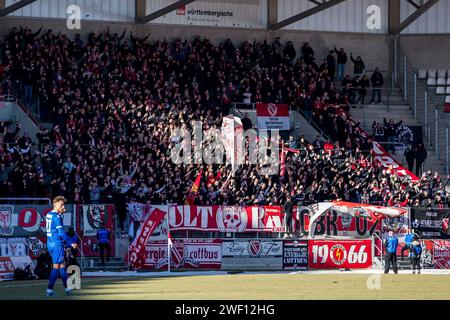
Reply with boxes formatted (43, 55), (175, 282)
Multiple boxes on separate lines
(185, 169), (203, 205)
(128, 206), (166, 270)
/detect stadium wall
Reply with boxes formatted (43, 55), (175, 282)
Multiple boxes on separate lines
(400, 35), (450, 70)
(0, 17), (390, 73)
(400, 0), (450, 34)
(5, 0), (135, 22)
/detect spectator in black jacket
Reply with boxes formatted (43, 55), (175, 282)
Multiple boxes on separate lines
(334, 46), (348, 81)
(326, 50), (336, 81)
(283, 195), (293, 237)
(360, 75), (370, 105)
(415, 143), (427, 176)
(241, 113), (253, 131)
(301, 42), (315, 65)
(283, 41), (296, 65)
(350, 53), (365, 77)
(404, 145), (415, 173)
(383, 118), (403, 154)
(371, 68), (384, 104)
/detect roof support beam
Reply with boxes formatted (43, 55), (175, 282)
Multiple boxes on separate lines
(137, 0), (196, 25)
(395, 0), (440, 34)
(136, 0), (146, 24)
(270, 0), (347, 31)
(406, 0), (420, 10)
(388, 0), (401, 35)
(307, 0), (322, 5)
(0, 0), (36, 17)
(267, 0), (278, 30)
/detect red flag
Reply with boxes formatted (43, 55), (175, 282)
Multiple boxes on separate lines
(128, 206), (166, 270)
(207, 168), (222, 186)
(185, 169), (203, 205)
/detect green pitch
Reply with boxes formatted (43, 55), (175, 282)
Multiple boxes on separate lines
(1, 273), (450, 300)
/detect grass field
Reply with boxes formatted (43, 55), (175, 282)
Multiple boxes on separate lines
(1, 272), (450, 300)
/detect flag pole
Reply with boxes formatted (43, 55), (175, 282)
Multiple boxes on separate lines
(167, 207), (171, 274)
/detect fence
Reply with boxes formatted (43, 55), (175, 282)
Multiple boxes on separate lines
(392, 38), (449, 175)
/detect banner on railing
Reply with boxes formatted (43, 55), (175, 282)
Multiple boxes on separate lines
(357, 127), (419, 181)
(295, 201), (406, 238)
(0, 257), (15, 281)
(169, 205), (285, 233)
(395, 125), (424, 152)
(283, 240), (308, 270)
(0, 204), (73, 238)
(308, 239), (372, 269)
(76, 204), (115, 257)
(221, 240), (283, 270)
(411, 208), (450, 239)
(0, 237), (29, 257)
(143, 239), (222, 270)
(128, 202), (408, 237)
(0, 204), (73, 259)
(256, 103), (290, 130)
(419, 240), (450, 269)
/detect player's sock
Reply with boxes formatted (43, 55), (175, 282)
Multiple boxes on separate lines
(59, 268), (68, 288)
(48, 268), (59, 290)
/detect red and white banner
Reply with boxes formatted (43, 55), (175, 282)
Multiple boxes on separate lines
(371, 141), (419, 181)
(168, 205), (285, 232)
(76, 204), (115, 257)
(129, 202), (407, 237)
(256, 103), (290, 130)
(144, 239), (222, 270)
(308, 239), (372, 269)
(431, 240), (450, 269)
(295, 201), (406, 238)
(356, 126), (419, 182)
(0, 257), (15, 281)
(128, 207), (167, 270)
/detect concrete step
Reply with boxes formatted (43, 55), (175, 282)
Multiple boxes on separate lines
(82, 265), (129, 272)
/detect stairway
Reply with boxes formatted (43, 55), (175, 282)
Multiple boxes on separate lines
(349, 88), (447, 176)
(81, 257), (128, 272)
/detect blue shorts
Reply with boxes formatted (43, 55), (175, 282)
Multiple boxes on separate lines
(47, 242), (65, 264)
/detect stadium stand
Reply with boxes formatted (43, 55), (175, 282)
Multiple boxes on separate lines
(0, 27), (449, 212)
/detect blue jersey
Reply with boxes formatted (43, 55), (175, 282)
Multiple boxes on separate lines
(405, 233), (414, 245)
(97, 229), (110, 244)
(410, 244), (422, 257)
(386, 236), (399, 254)
(45, 211), (70, 246)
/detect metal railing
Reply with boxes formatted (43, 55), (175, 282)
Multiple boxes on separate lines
(344, 86), (391, 110)
(0, 95), (16, 102)
(393, 38), (449, 175)
(372, 232), (383, 270)
(0, 198), (51, 205)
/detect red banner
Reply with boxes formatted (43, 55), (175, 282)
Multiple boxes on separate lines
(308, 239), (372, 269)
(76, 204), (116, 257)
(143, 239), (222, 270)
(356, 126), (419, 182)
(416, 240), (450, 269)
(128, 206), (167, 269)
(168, 205), (285, 232)
(0, 257), (15, 281)
(431, 240), (450, 269)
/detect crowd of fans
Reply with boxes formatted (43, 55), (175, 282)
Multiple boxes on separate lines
(0, 26), (449, 226)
